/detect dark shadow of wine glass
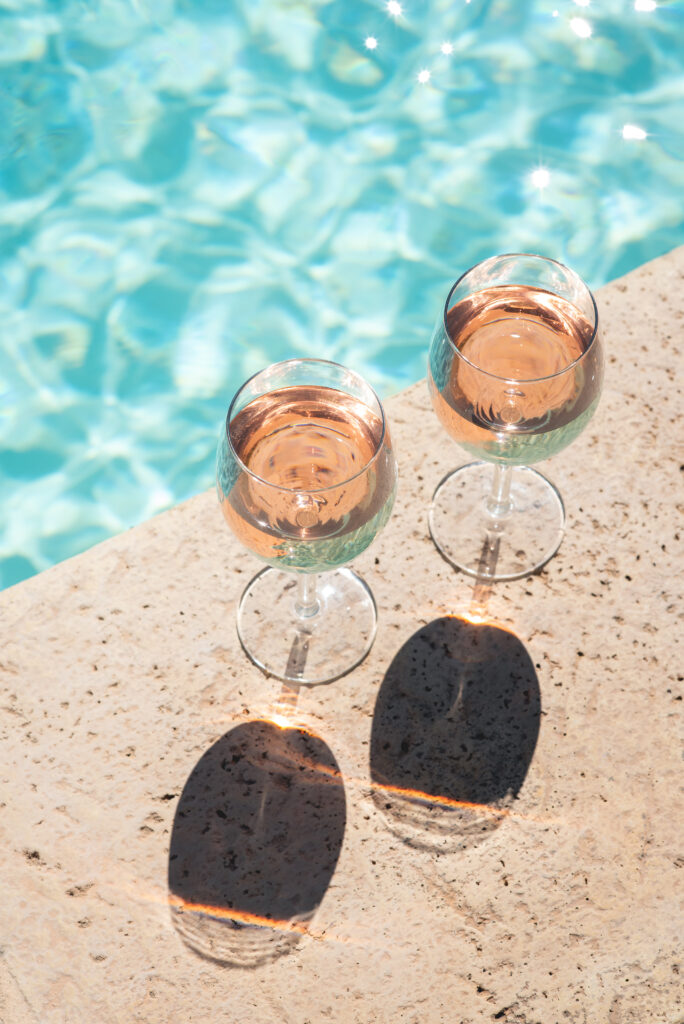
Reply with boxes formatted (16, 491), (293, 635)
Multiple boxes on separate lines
(370, 616), (541, 853)
(168, 718), (346, 968)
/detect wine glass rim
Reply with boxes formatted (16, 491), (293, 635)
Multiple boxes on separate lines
(225, 357), (389, 494)
(441, 252), (600, 384)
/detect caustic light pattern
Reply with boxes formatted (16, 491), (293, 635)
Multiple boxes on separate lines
(1, 0), (682, 588)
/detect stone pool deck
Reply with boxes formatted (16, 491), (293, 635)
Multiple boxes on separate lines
(1, 248), (682, 1024)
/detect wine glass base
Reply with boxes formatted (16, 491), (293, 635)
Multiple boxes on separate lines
(236, 566), (377, 685)
(429, 462), (565, 582)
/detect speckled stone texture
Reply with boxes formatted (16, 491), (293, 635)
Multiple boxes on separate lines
(1, 248), (682, 1024)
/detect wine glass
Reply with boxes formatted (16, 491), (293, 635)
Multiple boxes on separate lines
(427, 253), (604, 581)
(217, 358), (397, 684)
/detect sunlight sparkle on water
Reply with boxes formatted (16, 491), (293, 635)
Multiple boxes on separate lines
(386, 0), (402, 16)
(573, 0), (590, 6)
(365, 35), (378, 50)
(570, 17), (592, 37)
(634, 0), (656, 9)
(530, 167), (551, 189)
(622, 123), (647, 140)
(417, 69), (431, 84)
(441, 41), (454, 55)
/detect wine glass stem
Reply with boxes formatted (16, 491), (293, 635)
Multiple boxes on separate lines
(295, 573), (320, 619)
(485, 463), (513, 522)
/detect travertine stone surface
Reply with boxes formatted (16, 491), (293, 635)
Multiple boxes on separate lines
(1, 249), (682, 1024)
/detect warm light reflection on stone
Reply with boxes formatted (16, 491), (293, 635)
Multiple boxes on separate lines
(169, 895), (311, 935)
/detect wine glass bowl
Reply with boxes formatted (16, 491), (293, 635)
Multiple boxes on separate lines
(427, 253), (604, 581)
(217, 358), (397, 684)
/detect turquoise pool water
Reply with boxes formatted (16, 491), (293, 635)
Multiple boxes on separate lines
(1, 0), (683, 589)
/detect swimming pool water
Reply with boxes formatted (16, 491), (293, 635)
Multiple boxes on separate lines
(1, 0), (683, 588)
